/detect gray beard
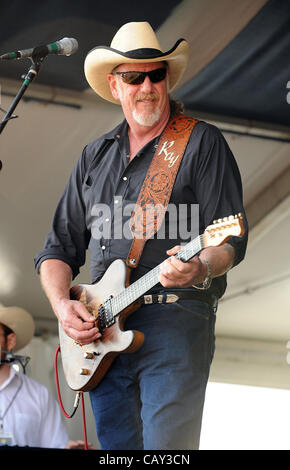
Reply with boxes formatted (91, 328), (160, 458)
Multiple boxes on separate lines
(132, 107), (161, 127)
(115, 78), (161, 127)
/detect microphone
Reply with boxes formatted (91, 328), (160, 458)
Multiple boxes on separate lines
(0, 349), (30, 373)
(0, 37), (78, 60)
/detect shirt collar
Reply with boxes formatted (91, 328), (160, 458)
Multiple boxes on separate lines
(103, 119), (128, 142)
(103, 118), (161, 158)
(0, 366), (18, 391)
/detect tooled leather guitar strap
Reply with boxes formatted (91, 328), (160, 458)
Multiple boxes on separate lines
(126, 113), (199, 270)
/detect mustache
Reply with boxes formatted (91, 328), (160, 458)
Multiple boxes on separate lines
(134, 93), (159, 102)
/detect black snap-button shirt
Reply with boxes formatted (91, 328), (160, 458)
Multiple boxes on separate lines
(34, 119), (248, 300)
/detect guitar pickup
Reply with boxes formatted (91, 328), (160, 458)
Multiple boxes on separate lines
(98, 296), (115, 330)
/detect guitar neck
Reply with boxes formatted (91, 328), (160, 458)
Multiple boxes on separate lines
(111, 234), (204, 316)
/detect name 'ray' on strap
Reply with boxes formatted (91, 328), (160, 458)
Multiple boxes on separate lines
(126, 113), (199, 269)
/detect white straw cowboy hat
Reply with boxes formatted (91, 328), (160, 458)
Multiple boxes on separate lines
(84, 21), (189, 104)
(0, 304), (35, 351)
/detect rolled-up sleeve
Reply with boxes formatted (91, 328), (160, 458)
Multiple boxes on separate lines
(193, 123), (248, 268)
(34, 146), (90, 279)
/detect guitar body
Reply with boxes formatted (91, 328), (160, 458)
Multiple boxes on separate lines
(59, 259), (144, 391)
(58, 215), (244, 392)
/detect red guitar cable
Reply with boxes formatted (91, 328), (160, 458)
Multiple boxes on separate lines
(54, 345), (88, 450)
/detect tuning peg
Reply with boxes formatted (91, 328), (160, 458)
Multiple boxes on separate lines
(229, 215), (234, 220)
(213, 220), (217, 224)
(223, 217), (228, 221)
(218, 218), (222, 223)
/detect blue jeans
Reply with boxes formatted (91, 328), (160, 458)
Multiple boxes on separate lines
(89, 298), (216, 450)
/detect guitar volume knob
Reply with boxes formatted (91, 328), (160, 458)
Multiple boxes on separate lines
(80, 368), (90, 375)
(84, 352), (94, 359)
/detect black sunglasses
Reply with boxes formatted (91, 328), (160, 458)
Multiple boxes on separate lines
(113, 67), (167, 85)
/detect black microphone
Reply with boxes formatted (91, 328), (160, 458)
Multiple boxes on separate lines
(0, 37), (78, 60)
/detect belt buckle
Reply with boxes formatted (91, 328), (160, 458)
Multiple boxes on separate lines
(143, 293), (180, 304)
(164, 294), (179, 303)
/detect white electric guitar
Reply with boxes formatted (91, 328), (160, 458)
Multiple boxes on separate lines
(59, 214), (245, 391)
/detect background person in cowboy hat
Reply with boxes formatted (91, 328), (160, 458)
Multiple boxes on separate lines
(35, 22), (248, 449)
(0, 304), (92, 449)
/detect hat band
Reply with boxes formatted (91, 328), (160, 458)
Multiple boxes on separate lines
(87, 39), (185, 61)
(125, 48), (163, 59)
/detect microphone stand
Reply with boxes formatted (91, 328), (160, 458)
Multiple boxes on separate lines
(0, 56), (44, 135)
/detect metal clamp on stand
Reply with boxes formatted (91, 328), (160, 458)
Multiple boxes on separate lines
(0, 58), (43, 136)
(0, 57), (44, 171)
(0, 37), (78, 170)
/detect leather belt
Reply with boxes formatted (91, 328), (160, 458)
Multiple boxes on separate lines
(141, 290), (217, 308)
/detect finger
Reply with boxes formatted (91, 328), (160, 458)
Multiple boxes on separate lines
(166, 245), (182, 256)
(159, 258), (198, 287)
(72, 300), (96, 323)
(61, 307), (100, 339)
(159, 259), (182, 282)
(159, 272), (172, 287)
(69, 326), (101, 344)
(159, 271), (183, 288)
(70, 316), (97, 332)
(65, 307), (95, 330)
(160, 259), (170, 274)
(160, 260), (178, 281)
(169, 255), (188, 272)
(161, 258), (185, 280)
(170, 255), (200, 277)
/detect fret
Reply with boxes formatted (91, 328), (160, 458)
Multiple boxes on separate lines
(111, 234), (203, 317)
(176, 235), (202, 263)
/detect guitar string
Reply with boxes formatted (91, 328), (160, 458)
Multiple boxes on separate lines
(111, 235), (203, 316)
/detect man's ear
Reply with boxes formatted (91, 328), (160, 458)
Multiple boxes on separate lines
(7, 332), (16, 351)
(107, 74), (121, 101)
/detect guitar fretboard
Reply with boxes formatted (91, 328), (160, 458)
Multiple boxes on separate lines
(111, 234), (204, 316)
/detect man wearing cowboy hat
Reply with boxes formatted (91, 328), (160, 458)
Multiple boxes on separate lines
(35, 22), (247, 449)
(0, 305), (92, 448)
(0, 304), (69, 447)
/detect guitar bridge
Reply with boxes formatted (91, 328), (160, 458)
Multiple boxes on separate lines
(98, 295), (115, 331)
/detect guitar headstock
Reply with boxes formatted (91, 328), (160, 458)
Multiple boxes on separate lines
(203, 213), (245, 248)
